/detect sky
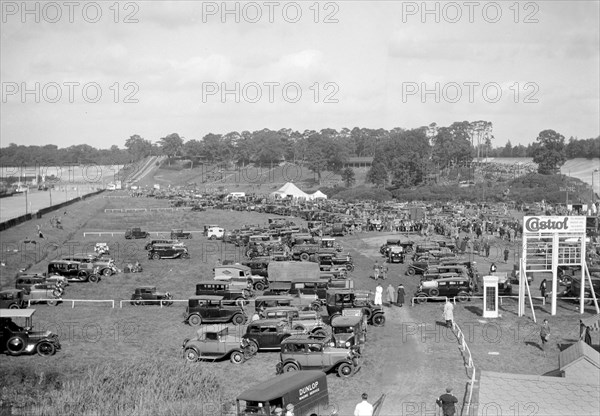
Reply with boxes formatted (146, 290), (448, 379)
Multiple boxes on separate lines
(1, 0), (599, 149)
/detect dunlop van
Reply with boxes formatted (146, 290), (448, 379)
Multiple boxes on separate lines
(236, 371), (335, 416)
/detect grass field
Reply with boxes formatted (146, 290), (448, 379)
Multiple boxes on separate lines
(0, 194), (598, 415)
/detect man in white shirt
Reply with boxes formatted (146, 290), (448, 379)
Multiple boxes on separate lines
(354, 393), (374, 416)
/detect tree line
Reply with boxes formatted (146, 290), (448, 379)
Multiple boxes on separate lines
(2, 125), (598, 187)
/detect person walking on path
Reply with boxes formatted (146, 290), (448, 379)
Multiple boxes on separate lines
(374, 283), (383, 306)
(539, 279), (547, 301)
(380, 263), (388, 280)
(443, 299), (454, 328)
(354, 393), (373, 416)
(503, 247), (510, 263)
(580, 320), (592, 347)
(436, 387), (458, 416)
(373, 261), (380, 280)
(386, 283), (396, 306)
(540, 319), (550, 352)
(397, 284), (406, 307)
(483, 240), (490, 257)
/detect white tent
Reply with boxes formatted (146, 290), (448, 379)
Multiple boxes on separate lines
(310, 190), (328, 200)
(270, 182), (309, 200)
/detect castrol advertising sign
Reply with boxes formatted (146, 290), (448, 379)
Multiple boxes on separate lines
(523, 216), (586, 234)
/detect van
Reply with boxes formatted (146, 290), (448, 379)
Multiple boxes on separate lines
(207, 227), (225, 240)
(236, 371), (333, 416)
(195, 281), (250, 300)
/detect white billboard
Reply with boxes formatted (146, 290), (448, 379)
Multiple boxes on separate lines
(523, 216), (586, 235)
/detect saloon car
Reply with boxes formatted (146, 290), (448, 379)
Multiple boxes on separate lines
(184, 295), (247, 326)
(130, 286), (173, 306)
(182, 326), (252, 364)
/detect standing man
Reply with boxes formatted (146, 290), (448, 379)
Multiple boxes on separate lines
(374, 283), (383, 306)
(503, 247), (510, 263)
(397, 284), (406, 307)
(373, 261), (380, 280)
(539, 278), (547, 301)
(540, 319), (550, 352)
(483, 240), (490, 257)
(354, 393), (374, 416)
(381, 263), (388, 280)
(285, 403), (295, 416)
(436, 387), (458, 416)
(386, 283), (396, 306)
(443, 298), (454, 328)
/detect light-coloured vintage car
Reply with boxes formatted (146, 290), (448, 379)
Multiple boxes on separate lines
(261, 306), (330, 337)
(182, 325), (252, 364)
(26, 284), (63, 306)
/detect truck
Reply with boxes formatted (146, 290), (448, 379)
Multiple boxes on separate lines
(267, 262), (320, 283)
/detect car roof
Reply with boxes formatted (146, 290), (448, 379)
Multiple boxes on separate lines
(136, 285), (157, 290)
(0, 289), (24, 294)
(0, 309), (35, 318)
(190, 295), (224, 301)
(248, 319), (287, 326)
(331, 315), (362, 326)
(254, 295), (294, 301)
(281, 334), (326, 343)
(237, 371), (326, 402)
(215, 264), (251, 272)
(197, 281), (232, 285)
(263, 306), (298, 313)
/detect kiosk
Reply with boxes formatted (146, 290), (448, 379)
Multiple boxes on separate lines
(482, 275), (499, 318)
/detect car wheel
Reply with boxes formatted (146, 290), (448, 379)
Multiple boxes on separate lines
(253, 281), (265, 291)
(300, 253), (310, 262)
(36, 341), (56, 356)
(184, 348), (199, 362)
(88, 274), (100, 283)
(230, 351), (244, 364)
(457, 291), (470, 302)
(8, 303), (20, 309)
(406, 267), (416, 276)
(7, 336), (26, 354)
(246, 249), (254, 257)
(188, 314), (202, 326)
(47, 300), (58, 306)
(310, 302), (322, 313)
(160, 299), (172, 307)
(247, 340), (259, 355)
(232, 314), (246, 326)
(152, 253), (161, 260)
(337, 363), (353, 378)
(293, 325), (305, 331)
(102, 268), (112, 277)
(181, 253), (190, 259)
(372, 314), (385, 327)
(52, 289), (62, 297)
(283, 362), (299, 372)
(429, 288), (439, 297)
(346, 263), (354, 272)
(312, 329), (328, 338)
(133, 298), (142, 306)
(188, 235), (193, 239)
(210, 235), (216, 240)
(415, 294), (428, 304)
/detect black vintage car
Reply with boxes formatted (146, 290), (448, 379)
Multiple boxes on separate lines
(47, 260), (101, 283)
(130, 286), (173, 306)
(148, 244), (190, 260)
(125, 227), (149, 239)
(414, 276), (473, 303)
(184, 295), (248, 326)
(242, 319), (306, 353)
(170, 229), (192, 239)
(0, 290), (25, 309)
(1, 309), (61, 356)
(325, 290), (385, 326)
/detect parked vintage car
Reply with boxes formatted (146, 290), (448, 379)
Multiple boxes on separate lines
(170, 229), (192, 239)
(214, 264), (269, 291)
(0, 309), (61, 356)
(387, 246), (405, 264)
(276, 335), (360, 378)
(414, 276), (473, 303)
(261, 306), (330, 337)
(145, 239), (181, 250)
(182, 325), (252, 364)
(147, 244), (190, 260)
(325, 289), (385, 326)
(61, 253), (117, 276)
(125, 227), (149, 239)
(26, 284), (63, 306)
(196, 281), (252, 300)
(242, 319), (306, 353)
(207, 227), (225, 240)
(184, 295), (248, 326)
(0, 290), (25, 309)
(130, 286), (173, 306)
(330, 313), (366, 354)
(47, 260), (101, 283)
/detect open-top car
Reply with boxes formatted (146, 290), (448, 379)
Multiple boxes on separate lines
(130, 286), (173, 306)
(184, 295), (248, 326)
(325, 289), (385, 326)
(276, 334), (360, 378)
(182, 325), (252, 364)
(1, 308), (61, 356)
(26, 284), (63, 306)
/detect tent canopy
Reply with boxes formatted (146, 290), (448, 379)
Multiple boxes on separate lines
(270, 183), (327, 200)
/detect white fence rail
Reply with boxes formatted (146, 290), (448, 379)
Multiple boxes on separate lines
(453, 322), (477, 416)
(83, 231), (203, 237)
(103, 207), (194, 213)
(28, 299), (115, 308)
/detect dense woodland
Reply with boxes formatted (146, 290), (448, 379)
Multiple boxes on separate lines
(1, 122), (598, 187)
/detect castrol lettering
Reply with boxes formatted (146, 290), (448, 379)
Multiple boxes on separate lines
(525, 217), (569, 232)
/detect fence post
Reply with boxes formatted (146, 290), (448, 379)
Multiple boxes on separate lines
(72, 300), (75, 308)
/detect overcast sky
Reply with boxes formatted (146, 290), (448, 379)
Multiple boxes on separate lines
(1, 0), (598, 149)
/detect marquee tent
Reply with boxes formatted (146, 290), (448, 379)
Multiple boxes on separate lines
(270, 183), (327, 200)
